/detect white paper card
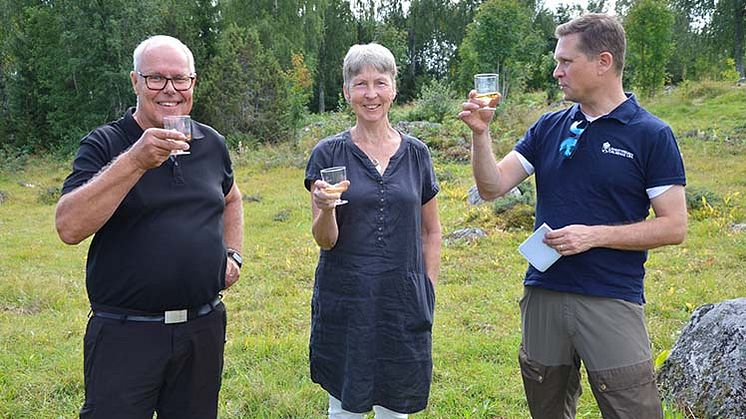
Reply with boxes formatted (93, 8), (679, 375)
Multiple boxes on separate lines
(518, 223), (561, 272)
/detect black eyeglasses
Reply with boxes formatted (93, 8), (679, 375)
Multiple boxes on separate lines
(558, 120), (586, 159)
(137, 72), (195, 91)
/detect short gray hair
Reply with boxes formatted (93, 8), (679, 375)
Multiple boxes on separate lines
(133, 35), (195, 73)
(343, 43), (397, 88)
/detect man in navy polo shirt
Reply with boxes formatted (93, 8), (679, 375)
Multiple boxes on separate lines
(55, 35), (243, 418)
(459, 14), (687, 418)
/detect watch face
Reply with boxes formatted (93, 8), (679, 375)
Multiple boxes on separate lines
(230, 251), (243, 267)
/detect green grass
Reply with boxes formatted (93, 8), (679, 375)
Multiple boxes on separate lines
(2, 83), (745, 417)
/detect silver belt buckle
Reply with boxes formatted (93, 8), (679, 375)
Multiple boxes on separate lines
(165, 309), (188, 324)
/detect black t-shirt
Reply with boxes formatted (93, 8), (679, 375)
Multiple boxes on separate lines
(61, 108), (234, 312)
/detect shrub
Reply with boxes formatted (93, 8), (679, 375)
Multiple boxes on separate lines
(37, 186), (60, 205)
(685, 186), (721, 211)
(499, 204), (535, 230)
(199, 24), (292, 144)
(0, 146), (30, 174)
(406, 78), (458, 123)
(677, 80), (732, 102)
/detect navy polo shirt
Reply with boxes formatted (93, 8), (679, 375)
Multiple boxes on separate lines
(514, 94), (686, 304)
(61, 108), (234, 312)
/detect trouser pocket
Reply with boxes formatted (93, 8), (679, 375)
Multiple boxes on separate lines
(519, 344), (581, 419)
(80, 317), (106, 418)
(587, 359), (662, 419)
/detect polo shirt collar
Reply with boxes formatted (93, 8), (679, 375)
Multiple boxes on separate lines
(570, 92), (639, 125)
(122, 107), (206, 144)
(122, 108), (144, 143)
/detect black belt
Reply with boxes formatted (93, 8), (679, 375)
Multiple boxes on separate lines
(92, 296), (222, 324)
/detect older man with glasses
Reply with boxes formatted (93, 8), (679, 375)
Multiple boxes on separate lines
(55, 35), (243, 419)
(459, 14), (687, 418)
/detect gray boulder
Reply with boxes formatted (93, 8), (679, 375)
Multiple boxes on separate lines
(657, 298), (746, 418)
(393, 121), (442, 136)
(730, 223), (746, 233)
(467, 185), (487, 205)
(467, 185), (521, 206)
(444, 227), (486, 245)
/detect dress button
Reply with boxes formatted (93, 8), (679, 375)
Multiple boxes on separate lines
(379, 180), (383, 185)
(380, 189), (384, 194)
(600, 384), (607, 391)
(379, 216), (384, 221)
(379, 198), (384, 202)
(379, 207), (384, 212)
(378, 227), (382, 231)
(377, 237), (382, 241)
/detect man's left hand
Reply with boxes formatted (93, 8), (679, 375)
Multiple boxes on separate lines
(225, 258), (240, 289)
(544, 224), (597, 255)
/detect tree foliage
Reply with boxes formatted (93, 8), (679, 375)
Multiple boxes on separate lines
(670, 0), (746, 80)
(199, 24), (291, 143)
(0, 0), (744, 153)
(626, 0), (674, 96)
(458, 0), (543, 98)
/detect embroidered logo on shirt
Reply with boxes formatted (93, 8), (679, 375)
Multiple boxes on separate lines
(601, 142), (634, 159)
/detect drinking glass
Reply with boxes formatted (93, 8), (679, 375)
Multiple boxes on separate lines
(163, 115), (192, 155)
(320, 166), (348, 206)
(474, 73), (500, 111)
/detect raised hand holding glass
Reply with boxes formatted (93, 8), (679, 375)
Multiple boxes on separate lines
(163, 115), (192, 156)
(474, 73), (500, 111)
(320, 166), (348, 206)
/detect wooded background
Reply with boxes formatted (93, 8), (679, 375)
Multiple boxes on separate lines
(0, 0), (743, 153)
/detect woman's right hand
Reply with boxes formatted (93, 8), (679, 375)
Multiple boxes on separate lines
(312, 180), (350, 211)
(458, 89), (501, 135)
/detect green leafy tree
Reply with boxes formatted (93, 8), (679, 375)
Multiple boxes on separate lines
(199, 24), (292, 144)
(155, 0), (223, 122)
(457, 0), (543, 99)
(709, 0), (746, 79)
(667, 3), (704, 82)
(1, 0), (183, 152)
(286, 53), (314, 141)
(626, 0), (674, 96)
(403, 0), (462, 100)
(671, 0), (746, 80)
(223, 0), (317, 68)
(314, 0), (356, 112)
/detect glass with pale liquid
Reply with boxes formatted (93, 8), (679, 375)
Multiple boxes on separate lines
(163, 115), (192, 155)
(474, 73), (499, 111)
(320, 166), (348, 206)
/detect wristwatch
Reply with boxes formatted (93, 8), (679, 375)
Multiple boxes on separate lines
(227, 248), (243, 269)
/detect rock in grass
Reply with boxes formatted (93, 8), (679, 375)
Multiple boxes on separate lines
(467, 185), (487, 206)
(445, 227), (486, 244)
(729, 223), (746, 233)
(0, 190), (7, 204)
(467, 185), (522, 206)
(657, 298), (746, 417)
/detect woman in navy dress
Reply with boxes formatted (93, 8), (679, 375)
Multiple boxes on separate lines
(304, 43), (442, 418)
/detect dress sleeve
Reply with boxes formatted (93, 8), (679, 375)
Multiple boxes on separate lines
(304, 141), (328, 192)
(421, 144), (439, 205)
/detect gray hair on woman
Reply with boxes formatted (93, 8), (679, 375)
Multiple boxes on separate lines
(342, 43), (397, 88)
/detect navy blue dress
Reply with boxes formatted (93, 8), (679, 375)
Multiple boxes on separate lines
(304, 130), (439, 414)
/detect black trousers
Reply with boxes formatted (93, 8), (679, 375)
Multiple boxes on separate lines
(79, 304), (226, 419)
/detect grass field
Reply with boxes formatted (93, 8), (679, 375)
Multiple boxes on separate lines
(1, 83), (745, 418)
